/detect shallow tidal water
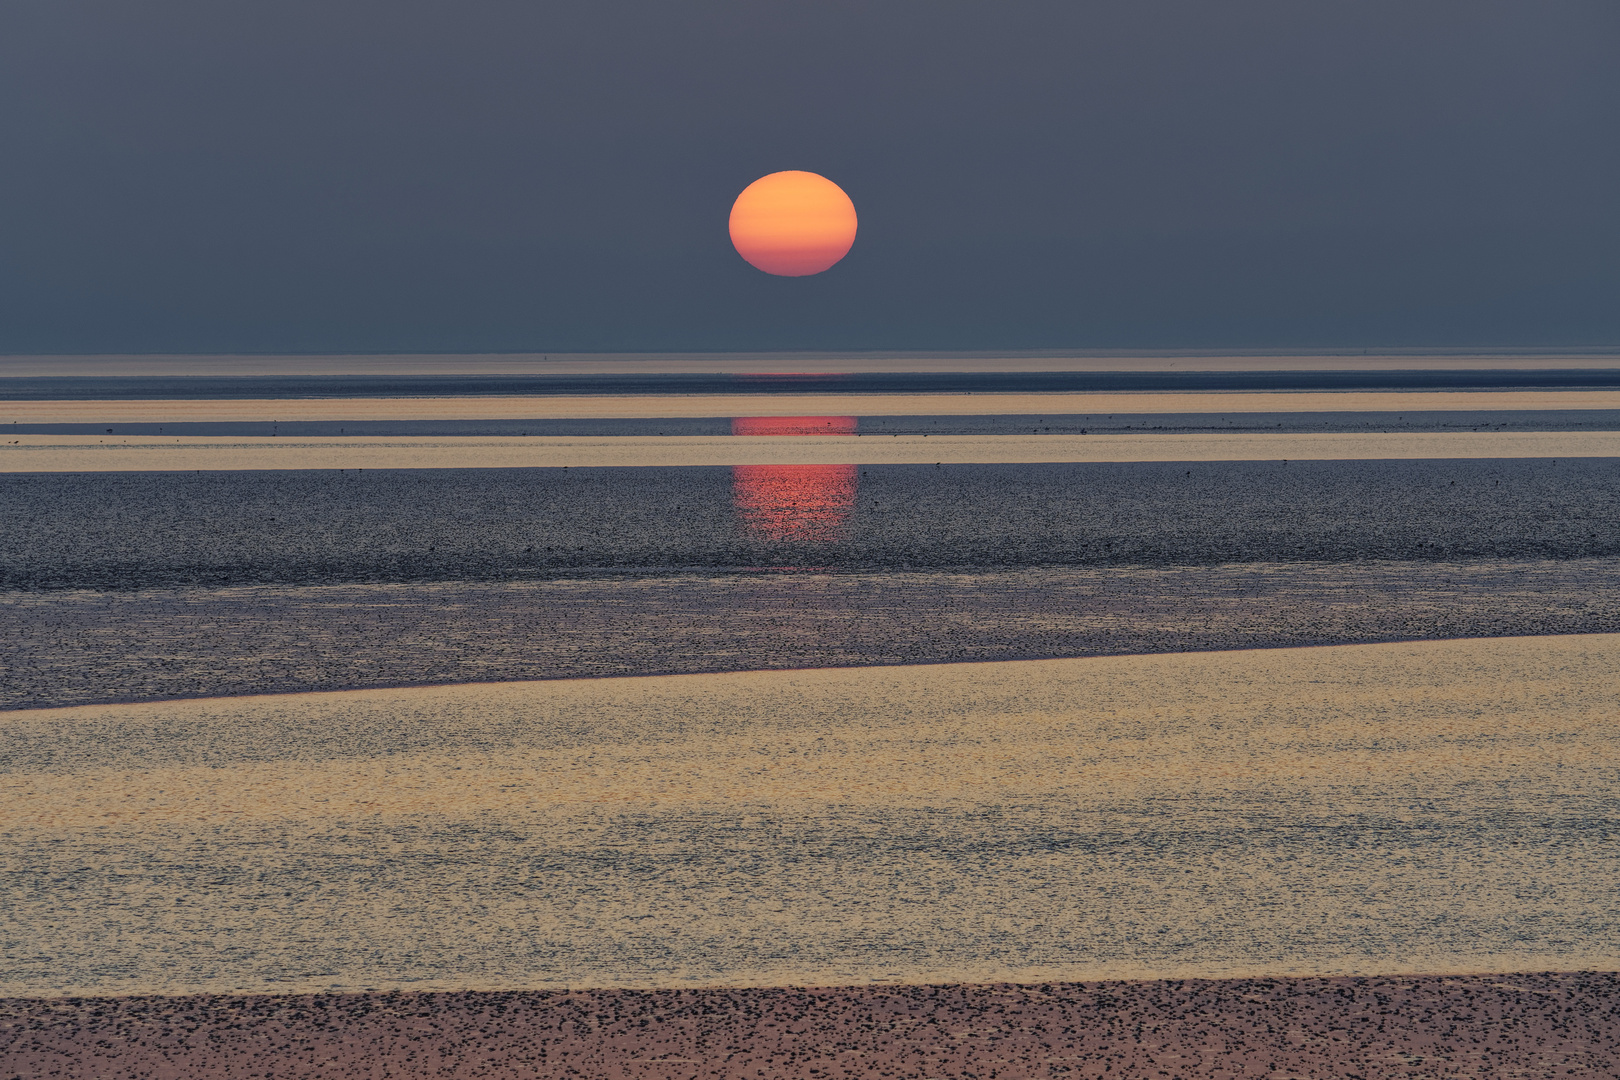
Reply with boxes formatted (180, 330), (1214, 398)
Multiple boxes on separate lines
(5, 560), (1619, 710)
(5, 458), (1619, 590)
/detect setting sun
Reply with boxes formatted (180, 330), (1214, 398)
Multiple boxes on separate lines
(728, 171), (858, 276)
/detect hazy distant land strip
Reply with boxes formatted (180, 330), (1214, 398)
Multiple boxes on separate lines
(4, 561), (1617, 710)
(11, 367), (1620, 399)
(7, 351), (1620, 377)
(13, 389), (1620, 424)
(3, 637), (1615, 995)
(13, 408), (1620, 437)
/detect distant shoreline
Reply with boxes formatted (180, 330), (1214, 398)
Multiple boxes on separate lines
(5, 346), (1620, 380)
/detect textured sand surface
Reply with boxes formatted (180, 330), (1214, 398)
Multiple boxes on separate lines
(6, 429), (1620, 471)
(3, 973), (1619, 1079)
(10, 389), (1620, 424)
(9, 368), (1616, 1077)
(4, 636), (1617, 996)
(5, 560), (1619, 710)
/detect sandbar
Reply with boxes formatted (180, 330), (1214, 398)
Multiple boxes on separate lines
(4, 429), (1620, 471)
(9, 389), (1620, 425)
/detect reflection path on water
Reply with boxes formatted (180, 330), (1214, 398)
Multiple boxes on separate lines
(731, 417), (857, 542)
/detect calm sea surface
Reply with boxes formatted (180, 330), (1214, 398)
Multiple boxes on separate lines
(5, 458), (1618, 589)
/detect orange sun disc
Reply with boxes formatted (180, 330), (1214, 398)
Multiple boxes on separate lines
(729, 171), (858, 276)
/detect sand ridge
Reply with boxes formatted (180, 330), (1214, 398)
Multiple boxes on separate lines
(4, 635), (1618, 997)
(7, 634), (1619, 829)
(5, 428), (1620, 472)
(9, 389), (1620, 425)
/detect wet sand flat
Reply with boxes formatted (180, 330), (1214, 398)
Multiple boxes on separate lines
(5, 429), (1620, 471)
(6, 560), (1620, 711)
(4, 973), (1619, 1079)
(11, 389), (1620, 424)
(3, 635), (1617, 996)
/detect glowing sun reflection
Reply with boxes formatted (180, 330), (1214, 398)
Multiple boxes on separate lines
(732, 416), (857, 543)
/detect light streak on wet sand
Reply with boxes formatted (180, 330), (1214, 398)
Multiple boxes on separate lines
(3, 635), (1616, 995)
(10, 388), (1620, 423)
(4, 429), (1620, 471)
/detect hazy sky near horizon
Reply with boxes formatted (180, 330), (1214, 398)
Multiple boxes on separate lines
(2, 0), (1617, 354)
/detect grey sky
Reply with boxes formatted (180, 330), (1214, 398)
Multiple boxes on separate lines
(1, 0), (1616, 353)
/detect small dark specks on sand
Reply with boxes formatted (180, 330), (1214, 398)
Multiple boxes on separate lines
(4, 560), (1617, 710)
(2, 972), (1618, 1079)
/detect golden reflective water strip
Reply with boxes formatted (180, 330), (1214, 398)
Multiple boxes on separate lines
(2, 430), (1618, 471)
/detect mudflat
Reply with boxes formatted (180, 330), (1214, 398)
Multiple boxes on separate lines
(3, 973), (1617, 1079)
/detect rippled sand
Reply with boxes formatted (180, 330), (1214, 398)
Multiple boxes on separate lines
(3, 635), (1616, 996)
(5, 429), (1619, 471)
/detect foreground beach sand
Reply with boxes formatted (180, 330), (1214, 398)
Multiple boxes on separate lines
(4, 972), (1618, 1078)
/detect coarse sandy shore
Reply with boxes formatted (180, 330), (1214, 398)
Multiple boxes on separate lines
(4, 972), (1618, 1079)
